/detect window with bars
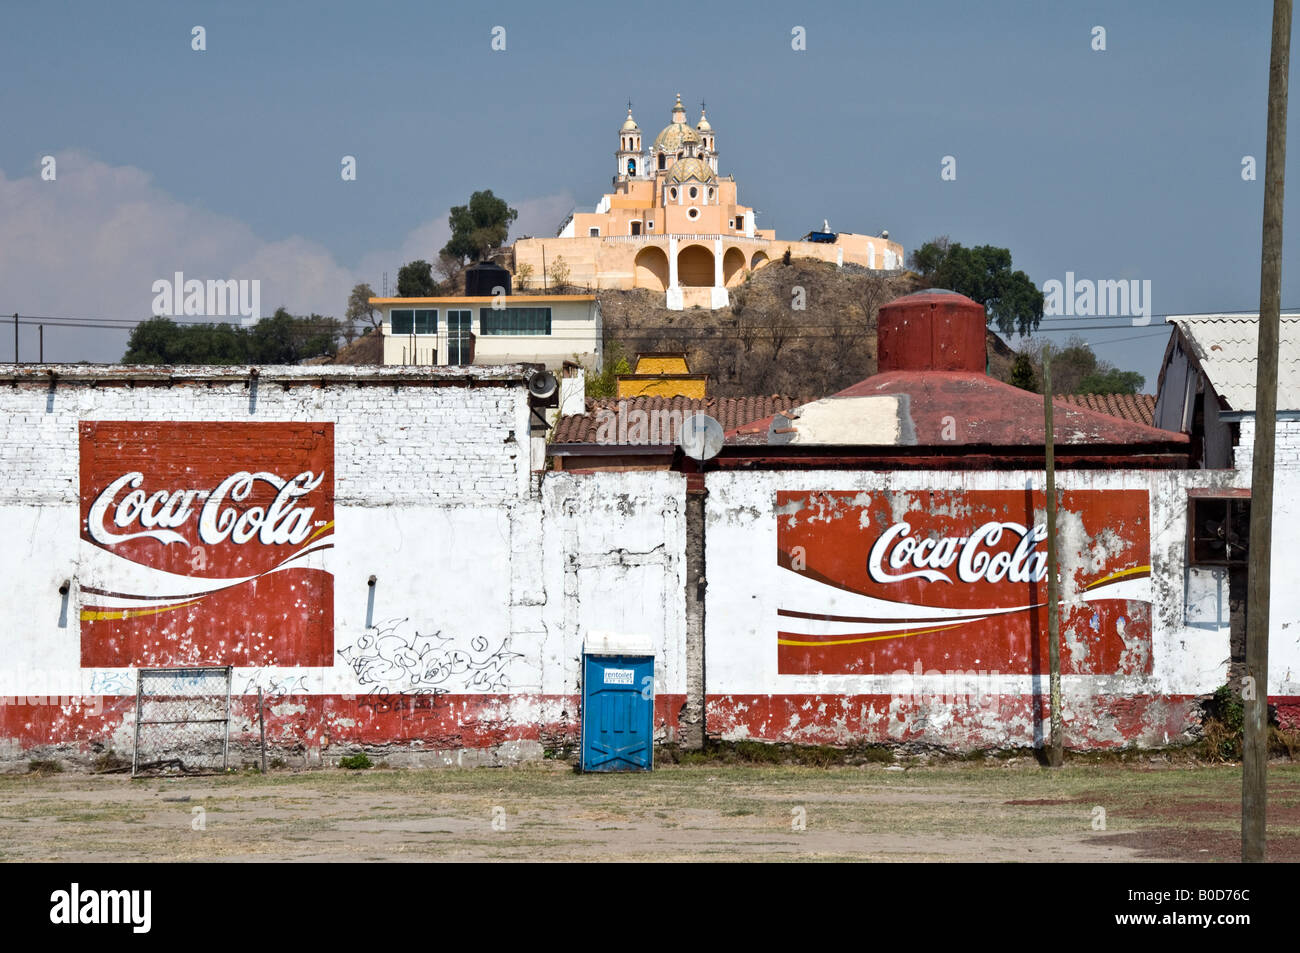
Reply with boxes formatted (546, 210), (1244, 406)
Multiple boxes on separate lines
(390, 309), (436, 334)
(479, 307), (552, 336)
(1189, 497), (1250, 566)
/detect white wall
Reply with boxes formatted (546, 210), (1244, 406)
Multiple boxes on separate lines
(0, 366), (686, 760)
(703, 467), (1295, 748)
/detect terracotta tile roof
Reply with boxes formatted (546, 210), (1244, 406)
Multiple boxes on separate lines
(728, 373), (1185, 448)
(552, 395), (810, 446)
(1058, 393), (1156, 427)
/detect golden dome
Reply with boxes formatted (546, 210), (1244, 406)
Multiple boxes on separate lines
(667, 157), (716, 183)
(653, 122), (699, 153)
(653, 93), (698, 153)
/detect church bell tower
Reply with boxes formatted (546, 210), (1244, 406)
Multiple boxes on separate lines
(616, 105), (643, 183)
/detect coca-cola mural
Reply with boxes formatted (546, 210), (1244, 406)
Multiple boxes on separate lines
(78, 422), (335, 667)
(776, 489), (1152, 676)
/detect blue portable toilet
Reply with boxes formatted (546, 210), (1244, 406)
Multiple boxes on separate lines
(581, 641), (655, 773)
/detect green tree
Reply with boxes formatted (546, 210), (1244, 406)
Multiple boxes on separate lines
(1077, 367), (1145, 395)
(584, 341), (631, 398)
(912, 238), (1044, 336)
(907, 235), (950, 276)
(441, 190), (518, 263)
(1007, 351), (1038, 392)
(346, 282), (380, 335)
(122, 309), (342, 365)
(1026, 336), (1144, 395)
(396, 260), (438, 297)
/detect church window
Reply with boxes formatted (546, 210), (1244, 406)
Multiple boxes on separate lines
(689, 186), (698, 200)
(631, 221), (641, 236)
(627, 158), (636, 175)
(589, 227), (600, 237)
(687, 207), (700, 220)
(658, 153), (665, 170)
(735, 214), (744, 231)
(708, 188), (715, 200)
(647, 220), (654, 230)
(670, 188), (678, 200)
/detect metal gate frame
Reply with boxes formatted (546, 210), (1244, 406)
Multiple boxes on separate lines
(132, 665), (233, 777)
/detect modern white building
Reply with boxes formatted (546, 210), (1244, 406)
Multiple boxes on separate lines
(369, 294), (602, 370)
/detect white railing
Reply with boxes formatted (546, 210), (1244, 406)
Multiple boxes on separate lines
(590, 233), (773, 244)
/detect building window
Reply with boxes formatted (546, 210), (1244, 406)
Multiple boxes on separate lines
(689, 186), (698, 199)
(708, 187), (714, 200)
(627, 158), (636, 175)
(479, 306), (552, 336)
(734, 214), (744, 231)
(390, 308), (436, 335)
(670, 188), (678, 200)
(589, 227), (600, 237)
(630, 221), (641, 235)
(687, 207), (700, 220)
(658, 153), (665, 170)
(647, 220), (654, 230)
(1189, 498), (1250, 566)
(446, 309), (471, 364)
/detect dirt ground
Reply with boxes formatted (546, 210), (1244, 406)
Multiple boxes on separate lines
(1, 761), (1297, 862)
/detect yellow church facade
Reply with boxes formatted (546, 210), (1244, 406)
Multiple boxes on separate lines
(511, 95), (905, 310)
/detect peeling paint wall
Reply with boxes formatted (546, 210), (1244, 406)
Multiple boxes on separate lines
(703, 468), (1296, 749)
(0, 368), (686, 766)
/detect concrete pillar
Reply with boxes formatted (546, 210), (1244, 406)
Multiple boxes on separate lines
(666, 237), (683, 310)
(713, 238), (724, 288)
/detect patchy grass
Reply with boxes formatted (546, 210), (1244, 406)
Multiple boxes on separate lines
(1, 760), (1296, 862)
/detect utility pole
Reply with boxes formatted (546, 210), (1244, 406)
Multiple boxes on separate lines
(1043, 345), (1063, 768)
(39, 324), (43, 363)
(1243, 0), (1291, 865)
(12, 313), (17, 363)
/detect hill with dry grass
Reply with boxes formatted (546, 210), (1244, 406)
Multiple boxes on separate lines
(595, 258), (1015, 397)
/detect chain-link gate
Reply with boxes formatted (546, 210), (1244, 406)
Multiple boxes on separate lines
(132, 666), (233, 776)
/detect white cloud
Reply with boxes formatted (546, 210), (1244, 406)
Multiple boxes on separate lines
(0, 151), (574, 360)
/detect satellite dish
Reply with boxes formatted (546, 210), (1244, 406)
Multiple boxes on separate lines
(679, 413), (723, 461)
(527, 370), (558, 400)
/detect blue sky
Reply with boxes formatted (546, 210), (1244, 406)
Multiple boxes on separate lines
(1, 0), (1295, 384)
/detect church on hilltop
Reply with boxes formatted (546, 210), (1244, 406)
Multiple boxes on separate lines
(511, 94), (905, 310)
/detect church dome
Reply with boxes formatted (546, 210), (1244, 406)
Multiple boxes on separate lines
(653, 93), (699, 153)
(654, 122), (699, 152)
(667, 157), (716, 183)
(696, 111), (711, 132)
(621, 108), (639, 131)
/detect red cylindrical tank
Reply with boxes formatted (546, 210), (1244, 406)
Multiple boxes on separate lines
(876, 290), (986, 373)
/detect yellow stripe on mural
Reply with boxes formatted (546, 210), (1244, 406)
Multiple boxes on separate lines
(80, 600), (203, 622)
(1084, 565), (1151, 590)
(778, 621), (970, 648)
(306, 521), (335, 544)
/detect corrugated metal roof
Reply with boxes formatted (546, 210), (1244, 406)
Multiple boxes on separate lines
(1058, 393), (1156, 427)
(1167, 314), (1300, 411)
